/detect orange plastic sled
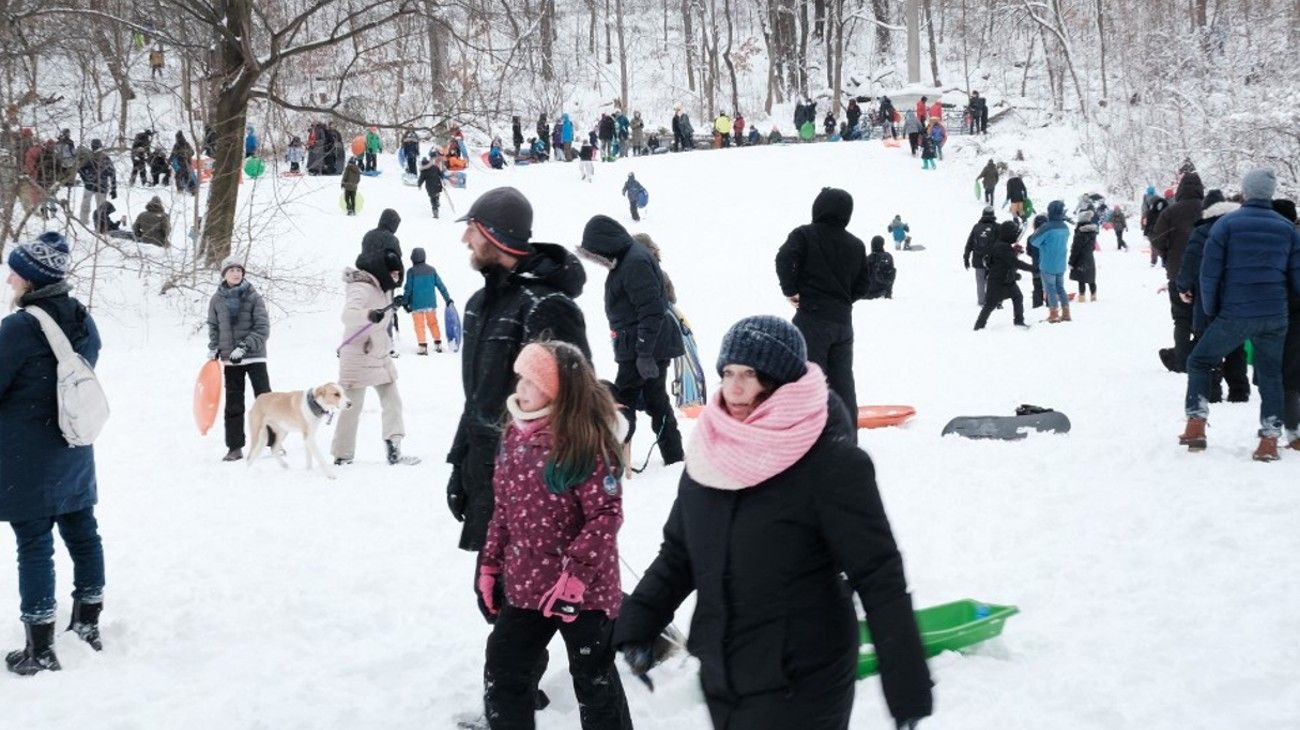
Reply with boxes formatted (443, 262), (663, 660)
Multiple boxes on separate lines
(858, 405), (916, 429)
(194, 359), (223, 435)
(679, 403), (705, 419)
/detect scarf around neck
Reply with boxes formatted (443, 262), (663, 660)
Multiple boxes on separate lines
(685, 363), (829, 491)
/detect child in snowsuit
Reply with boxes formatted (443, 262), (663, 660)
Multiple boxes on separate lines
(621, 173), (646, 222)
(416, 156), (444, 217)
(1069, 210), (1099, 301)
(286, 137), (305, 173)
(401, 248), (452, 355)
(341, 158), (361, 216)
(478, 341), (631, 729)
(401, 130), (420, 175)
(578, 140), (595, 182)
(974, 221), (1035, 330)
(864, 236), (896, 299)
(920, 123), (938, 169)
(888, 215), (910, 251)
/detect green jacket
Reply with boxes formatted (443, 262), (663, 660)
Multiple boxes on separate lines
(366, 131), (382, 153)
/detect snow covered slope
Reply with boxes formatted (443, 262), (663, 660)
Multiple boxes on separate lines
(3, 130), (1298, 728)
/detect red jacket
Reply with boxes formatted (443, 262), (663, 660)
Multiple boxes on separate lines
(482, 414), (623, 618)
(915, 100), (927, 120)
(929, 102), (943, 120)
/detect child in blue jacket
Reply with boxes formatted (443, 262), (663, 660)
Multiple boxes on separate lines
(402, 248), (453, 354)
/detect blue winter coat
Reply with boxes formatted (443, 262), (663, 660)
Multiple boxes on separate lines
(1029, 201), (1070, 275)
(402, 248), (452, 312)
(561, 114), (574, 144)
(0, 287), (101, 523)
(1201, 200), (1300, 320)
(245, 130), (258, 156)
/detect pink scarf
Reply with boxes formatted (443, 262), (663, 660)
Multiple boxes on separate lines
(685, 364), (829, 490)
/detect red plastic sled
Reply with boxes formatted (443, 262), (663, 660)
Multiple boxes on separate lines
(194, 359), (223, 435)
(858, 405), (916, 429)
(679, 403), (705, 419)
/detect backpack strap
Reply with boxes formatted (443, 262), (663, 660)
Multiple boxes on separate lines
(23, 305), (78, 364)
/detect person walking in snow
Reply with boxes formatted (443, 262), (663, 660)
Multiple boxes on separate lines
(902, 109), (923, 155)
(402, 248), (452, 355)
(579, 215), (686, 466)
(1178, 168), (1300, 461)
(341, 157), (361, 216)
(673, 103), (694, 151)
(1271, 198), (1300, 450)
(1006, 174), (1029, 219)
(401, 129), (420, 175)
(974, 221), (1034, 330)
(285, 136), (305, 174)
(364, 127), (382, 172)
(2, 232), (107, 676)
(1152, 172), (1205, 373)
(1029, 200), (1072, 323)
(929, 119), (948, 160)
(919, 124), (938, 170)
(613, 315), (933, 730)
(878, 95), (898, 137)
(621, 173), (646, 222)
(417, 155), (444, 218)
(629, 111), (645, 156)
(76, 139), (116, 226)
(1110, 205), (1129, 251)
(478, 341), (632, 729)
(978, 159), (999, 207)
(714, 111), (733, 148)
(207, 258), (273, 462)
(888, 214), (910, 251)
(1069, 209), (1100, 303)
(170, 131), (195, 195)
(244, 126), (258, 159)
(511, 116), (524, 158)
(446, 186), (592, 552)
(964, 206), (999, 307)
(969, 91), (989, 134)
(864, 236), (896, 299)
(578, 138), (595, 182)
(331, 247), (419, 467)
(130, 129), (152, 186)
(775, 188), (872, 434)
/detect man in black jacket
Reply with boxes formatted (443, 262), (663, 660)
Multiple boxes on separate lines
(775, 187), (870, 429)
(1151, 172), (1205, 372)
(964, 206), (999, 306)
(974, 221), (1034, 330)
(446, 187), (591, 552)
(579, 215), (685, 464)
(360, 209), (404, 287)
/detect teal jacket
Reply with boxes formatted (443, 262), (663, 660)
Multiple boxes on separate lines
(403, 248), (452, 311)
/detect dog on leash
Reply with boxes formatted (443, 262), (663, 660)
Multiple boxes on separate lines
(247, 383), (352, 479)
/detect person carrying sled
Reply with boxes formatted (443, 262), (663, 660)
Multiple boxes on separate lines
(341, 157), (361, 216)
(974, 221), (1034, 330)
(578, 215), (686, 467)
(864, 235), (896, 299)
(775, 188), (872, 436)
(1069, 209), (1100, 303)
(2, 233), (108, 677)
(613, 315), (933, 730)
(621, 173), (647, 222)
(364, 127), (382, 172)
(402, 248), (452, 355)
(1006, 174), (1029, 219)
(207, 258), (273, 462)
(417, 155), (444, 217)
(331, 247), (419, 467)
(478, 341), (633, 729)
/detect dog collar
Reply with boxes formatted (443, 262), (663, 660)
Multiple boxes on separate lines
(305, 389), (329, 419)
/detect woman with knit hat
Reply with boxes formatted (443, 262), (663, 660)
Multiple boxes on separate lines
(206, 257), (272, 462)
(613, 315), (932, 730)
(1, 232), (107, 675)
(477, 341), (632, 728)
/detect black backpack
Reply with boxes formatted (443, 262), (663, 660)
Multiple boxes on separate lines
(866, 254), (896, 299)
(971, 222), (997, 260)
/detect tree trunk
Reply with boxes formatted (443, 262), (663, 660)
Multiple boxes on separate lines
(616, 0), (628, 109)
(604, 0), (613, 65)
(683, 0), (696, 92)
(922, 0), (941, 86)
(797, 0), (809, 97)
(1095, 0), (1108, 100)
(540, 0), (555, 80)
(723, 0), (739, 114)
(428, 1), (450, 94)
(872, 0), (890, 56)
(830, 0), (843, 116)
(200, 0), (256, 266)
(589, 0), (598, 55)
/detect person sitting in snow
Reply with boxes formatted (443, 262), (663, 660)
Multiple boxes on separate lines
(864, 236), (896, 299)
(887, 215), (911, 251)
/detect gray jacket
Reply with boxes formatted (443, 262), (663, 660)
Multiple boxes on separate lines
(207, 280), (270, 362)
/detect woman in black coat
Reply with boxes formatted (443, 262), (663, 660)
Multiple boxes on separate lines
(1, 233), (106, 675)
(613, 316), (932, 730)
(1069, 210), (1099, 301)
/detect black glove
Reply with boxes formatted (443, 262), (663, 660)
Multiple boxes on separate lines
(620, 642), (656, 691)
(963, 260), (970, 270)
(636, 356), (659, 380)
(391, 294), (404, 309)
(447, 466), (466, 522)
(367, 308), (386, 324)
(111, 189), (117, 199)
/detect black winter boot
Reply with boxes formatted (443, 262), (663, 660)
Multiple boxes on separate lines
(386, 439), (421, 466)
(67, 599), (103, 651)
(6, 622), (61, 676)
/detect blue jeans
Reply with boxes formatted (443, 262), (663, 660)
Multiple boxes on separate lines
(10, 507), (104, 624)
(1041, 272), (1068, 308)
(1185, 315), (1288, 437)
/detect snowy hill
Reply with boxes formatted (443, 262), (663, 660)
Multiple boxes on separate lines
(4, 130), (1299, 728)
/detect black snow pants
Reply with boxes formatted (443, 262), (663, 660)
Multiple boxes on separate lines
(614, 358), (682, 462)
(793, 311), (858, 438)
(224, 362), (274, 450)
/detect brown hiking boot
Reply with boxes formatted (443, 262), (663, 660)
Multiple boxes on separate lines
(1252, 436), (1280, 462)
(1060, 305), (1072, 322)
(1179, 418), (1207, 451)
(1047, 307), (1060, 323)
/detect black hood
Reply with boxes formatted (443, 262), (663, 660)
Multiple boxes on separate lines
(356, 249), (401, 292)
(507, 242), (587, 299)
(979, 211), (997, 224)
(811, 187), (853, 227)
(411, 247), (427, 265)
(870, 236), (885, 253)
(1175, 173), (1204, 202)
(378, 208), (401, 234)
(579, 214), (633, 260)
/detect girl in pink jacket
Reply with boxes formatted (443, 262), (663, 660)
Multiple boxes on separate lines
(477, 341), (632, 728)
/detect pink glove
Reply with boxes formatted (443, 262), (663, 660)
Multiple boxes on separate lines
(539, 572), (586, 623)
(477, 564), (502, 619)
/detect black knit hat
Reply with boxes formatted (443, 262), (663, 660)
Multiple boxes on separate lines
(716, 315), (808, 385)
(456, 186), (534, 256)
(998, 220), (1022, 243)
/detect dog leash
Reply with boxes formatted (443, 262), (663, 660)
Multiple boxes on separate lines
(335, 300), (401, 355)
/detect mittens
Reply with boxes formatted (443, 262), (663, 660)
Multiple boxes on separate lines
(229, 346), (246, 364)
(476, 564), (502, 622)
(538, 572), (585, 623)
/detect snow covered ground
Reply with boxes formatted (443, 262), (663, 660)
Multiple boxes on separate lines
(3, 128), (1299, 728)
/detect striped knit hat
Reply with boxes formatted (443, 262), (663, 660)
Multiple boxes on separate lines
(8, 231), (70, 287)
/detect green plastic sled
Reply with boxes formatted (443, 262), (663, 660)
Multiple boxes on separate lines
(857, 599), (1019, 679)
